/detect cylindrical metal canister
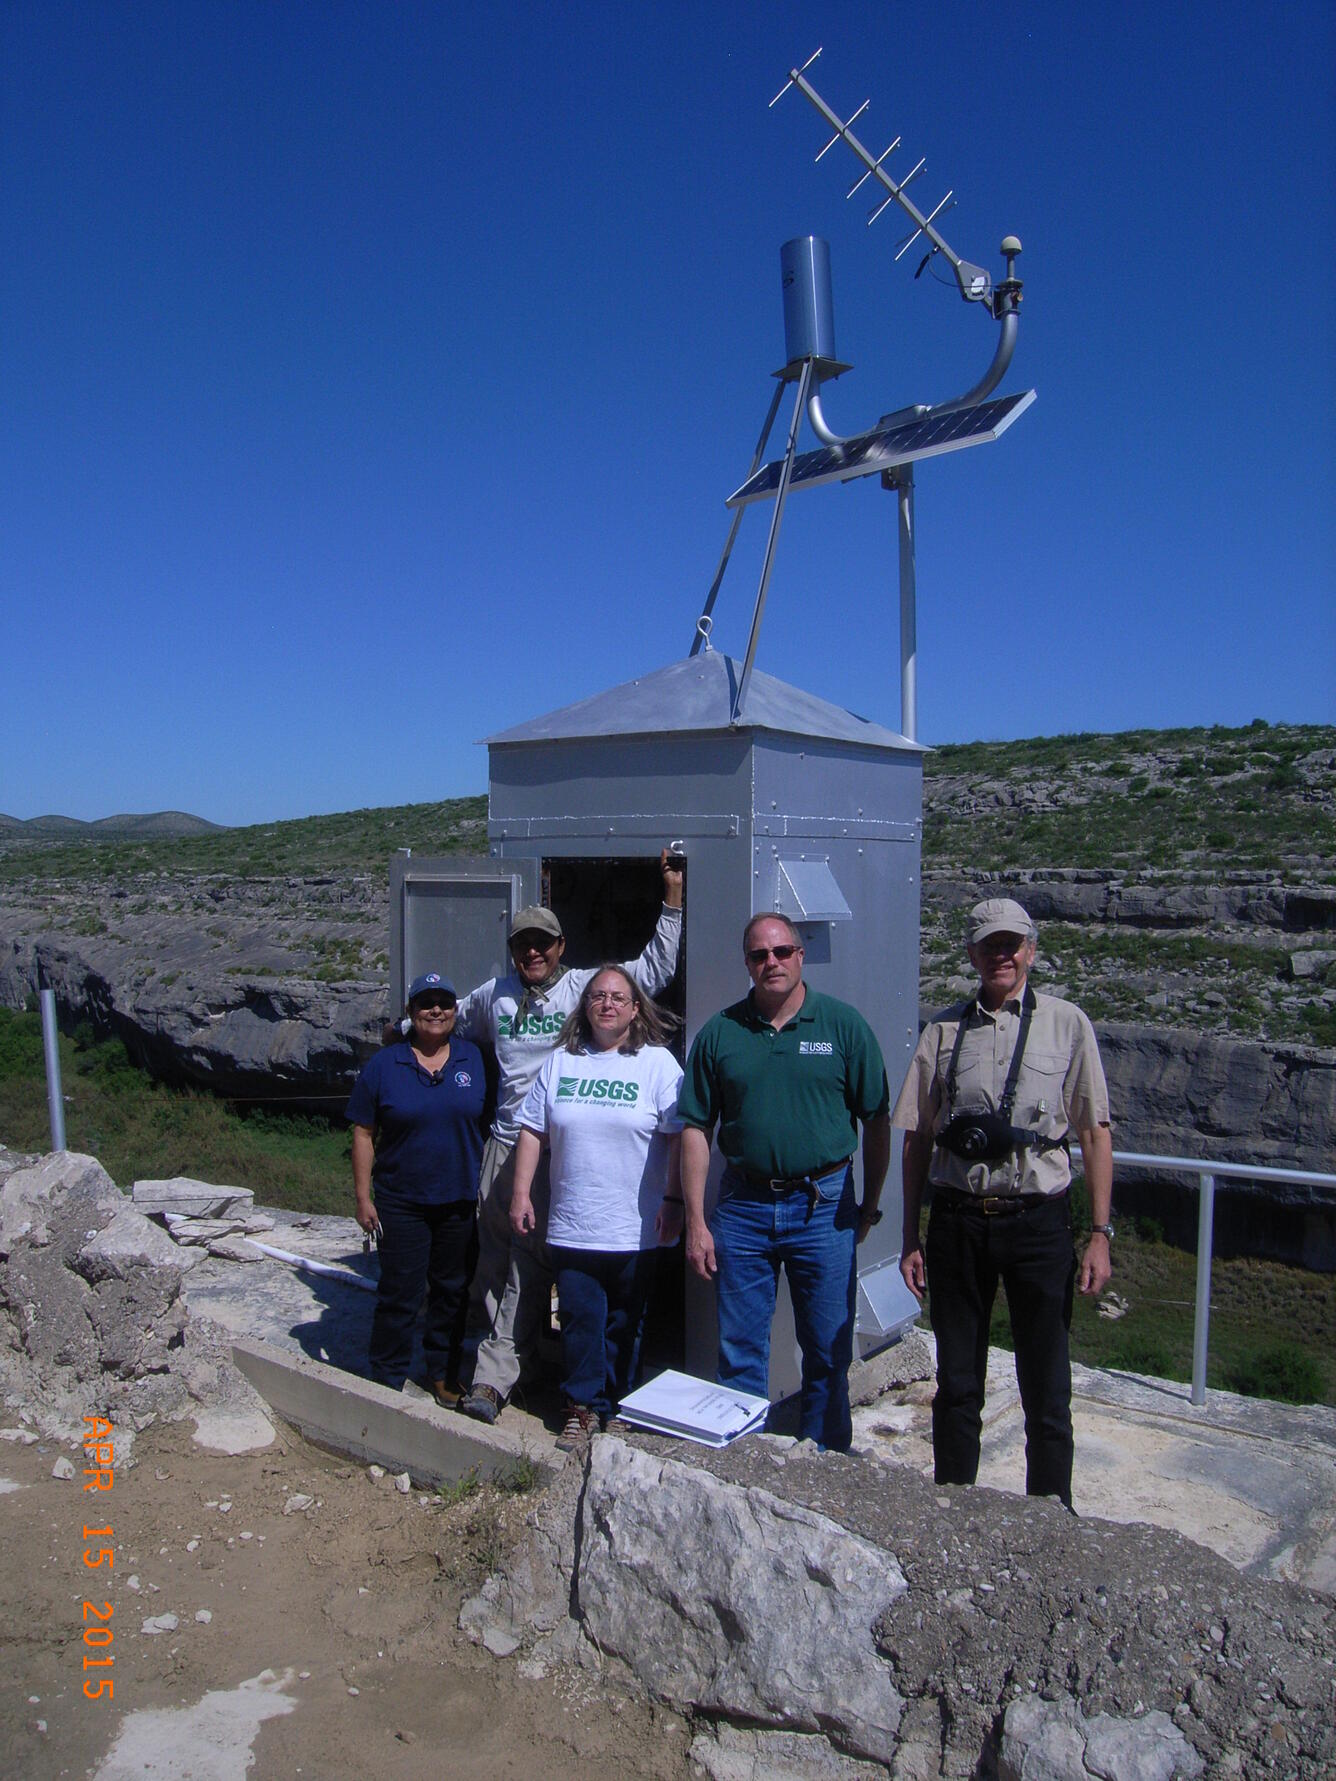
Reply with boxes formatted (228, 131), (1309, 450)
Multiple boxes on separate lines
(780, 236), (837, 364)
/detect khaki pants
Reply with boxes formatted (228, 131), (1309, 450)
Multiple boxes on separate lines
(464, 1134), (553, 1401)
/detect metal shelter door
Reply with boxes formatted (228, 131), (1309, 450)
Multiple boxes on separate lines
(389, 854), (540, 1010)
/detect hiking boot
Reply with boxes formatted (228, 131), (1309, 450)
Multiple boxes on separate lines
(600, 1413), (631, 1435)
(556, 1404), (593, 1451)
(457, 1383), (503, 1425)
(430, 1378), (464, 1410)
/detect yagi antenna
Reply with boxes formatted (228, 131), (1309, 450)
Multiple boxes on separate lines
(772, 47), (991, 306)
(692, 48), (1035, 742)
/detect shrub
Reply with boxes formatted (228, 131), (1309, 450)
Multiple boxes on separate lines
(1222, 1343), (1324, 1405)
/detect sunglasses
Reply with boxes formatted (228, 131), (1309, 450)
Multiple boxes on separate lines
(746, 944), (800, 966)
(412, 997), (456, 1013)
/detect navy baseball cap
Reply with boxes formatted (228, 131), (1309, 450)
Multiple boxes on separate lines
(408, 971), (456, 1003)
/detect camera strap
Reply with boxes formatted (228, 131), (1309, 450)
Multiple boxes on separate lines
(943, 985), (1036, 1119)
(940, 988), (1067, 1154)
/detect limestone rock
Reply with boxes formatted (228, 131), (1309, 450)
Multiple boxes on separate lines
(133, 1178), (255, 1219)
(690, 1724), (889, 1779)
(0, 1151), (273, 1447)
(465, 1432), (1335, 1778)
(205, 1236), (265, 1263)
(998, 1695), (1204, 1781)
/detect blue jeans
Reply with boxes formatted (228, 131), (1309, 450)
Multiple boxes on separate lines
(710, 1164), (857, 1451)
(550, 1246), (657, 1419)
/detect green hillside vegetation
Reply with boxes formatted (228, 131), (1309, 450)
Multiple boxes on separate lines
(923, 720), (1334, 876)
(4, 723), (1329, 885)
(0, 794), (489, 883)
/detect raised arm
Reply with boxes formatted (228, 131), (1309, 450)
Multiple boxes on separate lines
(622, 850), (684, 995)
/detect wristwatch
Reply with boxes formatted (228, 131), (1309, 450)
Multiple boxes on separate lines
(1090, 1223), (1114, 1239)
(860, 1205), (883, 1225)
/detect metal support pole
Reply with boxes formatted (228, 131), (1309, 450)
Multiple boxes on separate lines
(1190, 1171), (1215, 1406)
(884, 466), (917, 741)
(40, 987), (67, 1151)
(732, 358), (814, 725)
(691, 379), (787, 657)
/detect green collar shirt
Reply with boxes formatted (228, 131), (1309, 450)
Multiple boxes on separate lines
(678, 985), (889, 1181)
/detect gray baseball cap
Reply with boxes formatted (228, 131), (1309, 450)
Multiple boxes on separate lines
(966, 897), (1035, 944)
(508, 904), (563, 941)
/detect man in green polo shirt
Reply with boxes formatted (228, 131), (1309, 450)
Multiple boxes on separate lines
(679, 913), (890, 1450)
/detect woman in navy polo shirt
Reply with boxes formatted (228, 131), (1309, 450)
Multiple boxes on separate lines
(346, 971), (486, 1402)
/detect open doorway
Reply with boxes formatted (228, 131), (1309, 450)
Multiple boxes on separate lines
(543, 854), (686, 1054)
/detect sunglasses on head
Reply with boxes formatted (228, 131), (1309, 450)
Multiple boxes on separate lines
(746, 943), (799, 965)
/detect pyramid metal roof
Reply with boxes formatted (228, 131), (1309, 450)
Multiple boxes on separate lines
(484, 652), (922, 752)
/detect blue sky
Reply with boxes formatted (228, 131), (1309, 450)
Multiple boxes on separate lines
(3, 1), (1332, 826)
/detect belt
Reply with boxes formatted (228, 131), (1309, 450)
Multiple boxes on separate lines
(732, 1157), (852, 1196)
(933, 1186), (1067, 1217)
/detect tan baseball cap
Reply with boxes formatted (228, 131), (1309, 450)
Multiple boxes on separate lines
(509, 904), (563, 941)
(966, 897), (1035, 944)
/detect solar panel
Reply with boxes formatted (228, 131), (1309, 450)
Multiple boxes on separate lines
(727, 388), (1036, 508)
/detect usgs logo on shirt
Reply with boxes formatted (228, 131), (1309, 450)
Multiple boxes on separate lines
(799, 1040), (834, 1056)
(498, 1011), (565, 1040)
(556, 1075), (641, 1105)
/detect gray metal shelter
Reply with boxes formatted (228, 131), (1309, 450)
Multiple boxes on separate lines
(390, 648), (924, 1392)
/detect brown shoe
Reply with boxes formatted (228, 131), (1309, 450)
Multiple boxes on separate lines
(601, 1413), (631, 1435)
(457, 1383), (503, 1425)
(557, 1404), (593, 1451)
(430, 1379), (464, 1409)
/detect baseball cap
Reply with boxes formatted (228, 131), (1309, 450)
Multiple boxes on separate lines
(508, 905), (563, 941)
(408, 970), (456, 1003)
(966, 898), (1035, 944)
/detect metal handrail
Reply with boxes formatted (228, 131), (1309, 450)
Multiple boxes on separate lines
(1110, 1149), (1336, 1406)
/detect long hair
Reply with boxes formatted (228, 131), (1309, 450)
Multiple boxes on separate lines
(556, 964), (680, 1056)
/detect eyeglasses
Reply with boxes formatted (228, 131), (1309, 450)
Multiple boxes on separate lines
(746, 944), (800, 966)
(412, 997), (455, 1013)
(975, 933), (1029, 955)
(588, 991), (633, 1007)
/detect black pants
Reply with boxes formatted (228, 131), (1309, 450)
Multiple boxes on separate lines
(369, 1196), (478, 1391)
(926, 1191), (1076, 1505)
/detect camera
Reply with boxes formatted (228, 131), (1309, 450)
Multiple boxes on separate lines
(938, 1108), (1018, 1163)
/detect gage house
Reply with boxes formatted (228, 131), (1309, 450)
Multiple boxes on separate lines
(390, 647), (924, 1391)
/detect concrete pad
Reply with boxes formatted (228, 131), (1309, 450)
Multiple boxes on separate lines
(854, 1343), (1336, 1595)
(231, 1338), (559, 1488)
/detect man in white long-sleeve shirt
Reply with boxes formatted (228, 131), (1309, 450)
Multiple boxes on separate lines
(454, 852), (683, 1422)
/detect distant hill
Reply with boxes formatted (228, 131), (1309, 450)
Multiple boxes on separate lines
(0, 811), (226, 841)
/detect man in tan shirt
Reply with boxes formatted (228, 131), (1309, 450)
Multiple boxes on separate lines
(892, 897), (1113, 1507)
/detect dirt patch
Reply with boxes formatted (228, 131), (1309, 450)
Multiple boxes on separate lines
(0, 1418), (692, 1779)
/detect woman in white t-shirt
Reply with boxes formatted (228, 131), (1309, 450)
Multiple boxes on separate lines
(510, 965), (683, 1449)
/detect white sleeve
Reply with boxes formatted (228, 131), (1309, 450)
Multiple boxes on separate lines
(655, 1054), (685, 1131)
(623, 904), (682, 996)
(454, 978), (496, 1045)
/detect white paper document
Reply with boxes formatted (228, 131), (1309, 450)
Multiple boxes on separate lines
(617, 1369), (770, 1448)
